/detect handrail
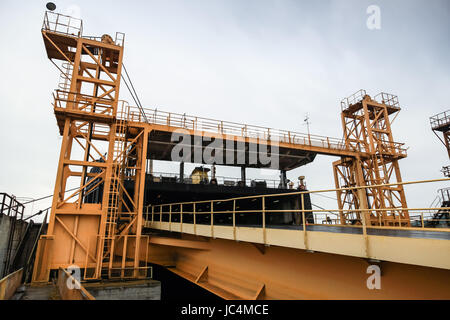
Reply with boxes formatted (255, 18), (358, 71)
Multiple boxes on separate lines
(0, 193), (24, 219)
(341, 89), (366, 110)
(122, 105), (408, 156)
(145, 177), (450, 232)
(341, 90), (401, 111)
(52, 88), (407, 157)
(146, 177), (450, 206)
(373, 92), (400, 109)
(42, 11), (83, 37)
(148, 171), (284, 188)
(430, 110), (450, 130)
(53, 90), (117, 116)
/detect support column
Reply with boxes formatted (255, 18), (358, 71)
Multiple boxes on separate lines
(179, 162), (184, 182)
(134, 128), (149, 276)
(280, 170), (287, 189)
(241, 166), (246, 185)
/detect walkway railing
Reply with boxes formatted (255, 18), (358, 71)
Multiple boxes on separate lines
(148, 171), (284, 189)
(341, 89), (401, 111)
(430, 110), (450, 130)
(144, 178), (450, 239)
(0, 193), (24, 219)
(126, 106), (346, 149)
(42, 11), (83, 37)
(122, 105), (407, 156)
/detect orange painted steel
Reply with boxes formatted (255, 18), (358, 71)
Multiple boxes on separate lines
(57, 268), (95, 300)
(33, 11), (148, 282)
(430, 110), (450, 159)
(333, 91), (409, 227)
(143, 236), (450, 300)
(32, 11), (450, 300)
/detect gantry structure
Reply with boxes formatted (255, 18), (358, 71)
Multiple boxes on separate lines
(430, 110), (450, 177)
(33, 12), (149, 281)
(31, 11), (450, 299)
(334, 91), (409, 226)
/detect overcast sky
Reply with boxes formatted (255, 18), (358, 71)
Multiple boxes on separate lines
(0, 0), (449, 218)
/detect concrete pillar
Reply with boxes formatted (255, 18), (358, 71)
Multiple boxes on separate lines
(85, 280), (161, 300)
(0, 215), (12, 276)
(280, 170), (287, 189)
(179, 162), (184, 182)
(149, 159), (153, 175)
(241, 166), (246, 185)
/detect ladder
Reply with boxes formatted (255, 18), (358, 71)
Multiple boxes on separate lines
(100, 109), (128, 277)
(58, 62), (73, 93)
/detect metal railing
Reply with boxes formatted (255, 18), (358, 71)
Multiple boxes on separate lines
(42, 11), (83, 37)
(341, 89), (367, 110)
(148, 171), (287, 189)
(373, 92), (400, 109)
(442, 166), (450, 178)
(430, 110), (450, 130)
(53, 90), (117, 116)
(51, 91), (408, 158)
(341, 90), (401, 111)
(144, 178), (450, 236)
(123, 105), (349, 150)
(0, 193), (24, 219)
(51, 89), (406, 157)
(440, 187), (450, 203)
(121, 105), (408, 156)
(82, 32), (125, 47)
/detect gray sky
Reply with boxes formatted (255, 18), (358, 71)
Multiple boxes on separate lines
(0, 0), (449, 218)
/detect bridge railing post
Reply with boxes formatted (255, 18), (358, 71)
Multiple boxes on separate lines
(180, 204), (183, 233)
(301, 193), (307, 250)
(211, 201), (214, 238)
(169, 204), (172, 231)
(233, 200), (236, 240)
(152, 206), (154, 223)
(262, 196), (266, 245)
(193, 203), (196, 235)
(145, 205), (148, 223)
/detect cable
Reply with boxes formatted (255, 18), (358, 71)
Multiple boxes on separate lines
(311, 203), (338, 216)
(121, 72), (140, 110)
(121, 63), (148, 123)
(122, 64), (144, 112)
(311, 193), (338, 201)
(121, 73), (148, 123)
(0, 187), (81, 215)
(22, 185), (105, 221)
(23, 207), (50, 221)
(20, 187), (79, 205)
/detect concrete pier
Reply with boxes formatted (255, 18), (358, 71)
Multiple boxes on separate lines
(84, 280), (161, 300)
(0, 214), (27, 276)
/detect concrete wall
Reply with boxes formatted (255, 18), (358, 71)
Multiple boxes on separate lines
(0, 214), (28, 276)
(85, 280), (161, 300)
(0, 268), (23, 300)
(0, 215), (12, 276)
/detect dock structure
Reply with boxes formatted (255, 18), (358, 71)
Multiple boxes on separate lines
(26, 11), (450, 299)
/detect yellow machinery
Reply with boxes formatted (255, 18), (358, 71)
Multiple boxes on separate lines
(32, 11), (450, 299)
(190, 167), (210, 184)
